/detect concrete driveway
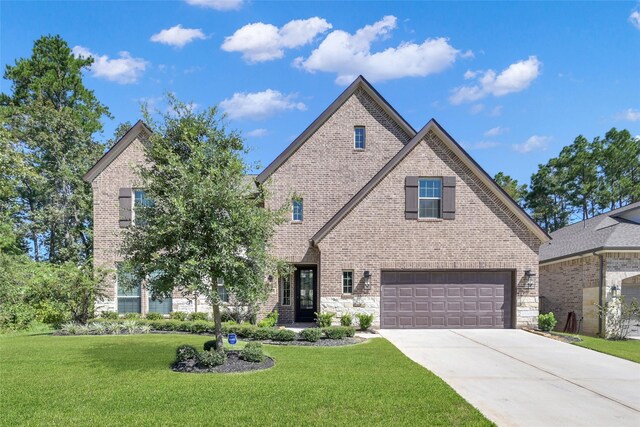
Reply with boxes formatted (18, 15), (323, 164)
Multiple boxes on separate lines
(379, 329), (640, 427)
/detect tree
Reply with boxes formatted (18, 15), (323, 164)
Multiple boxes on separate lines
(526, 163), (570, 232)
(556, 135), (599, 221)
(107, 121), (133, 149)
(2, 35), (110, 262)
(494, 172), (528, 207)
(121, 96), (287, 350)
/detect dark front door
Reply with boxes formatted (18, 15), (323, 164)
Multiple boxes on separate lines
(296, 266), (317, 322)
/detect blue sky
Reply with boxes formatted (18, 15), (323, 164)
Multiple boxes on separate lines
(2, 1), (639, 185)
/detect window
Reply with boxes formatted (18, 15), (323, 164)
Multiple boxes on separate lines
(133, 189), (153, 225)
(281, 275), (291, 306)
(418, 178), (442, 219)
(148, 295), (172, 314)
(354, 126), (366, 149)
(292, 198), (303, 222)
(217, 278), (229, 303)
(117, 264), (141, 314)
(342, 271), (353, 294)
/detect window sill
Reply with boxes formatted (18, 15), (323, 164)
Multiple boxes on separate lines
(417, 217), (443, 222)
(353, 148), (365, 152)
(290, 220), (303, 224)
(341, 293), (353, 298)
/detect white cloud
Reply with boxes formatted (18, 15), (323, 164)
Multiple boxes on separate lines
(512, 135), (551, 153)
(294, 15), (463, 85)
(467, 141), (500, 150)
(184, 0), (243, 10)
(72, 46), (148, 84)
(220, 89), (306, 120)
(450, 56), (542, 104)
(246, 128), (268, 138)
(630, 10), (640, 29)
(151, 25), (207, 48)
(488, 105), (503, 117)
(470, 104), (485, 115)
(484, 126), (508, 137)
(617, 108), (640, 122)
(222, 17), (332, 62)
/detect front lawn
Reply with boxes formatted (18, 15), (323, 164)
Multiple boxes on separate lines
(570, 335), (640, 363)
(0, 334), (490, 426)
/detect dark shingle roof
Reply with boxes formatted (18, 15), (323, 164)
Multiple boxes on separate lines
(539, 201), (640, 262)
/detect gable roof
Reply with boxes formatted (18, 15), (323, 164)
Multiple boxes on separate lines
(539, 201), (640, 263)
(255, 75), (416, 184)
(83, 120), (152, 183)
(311, 119), (550, 245)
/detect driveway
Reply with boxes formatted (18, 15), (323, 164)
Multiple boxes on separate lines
(379, 329), (640, 427)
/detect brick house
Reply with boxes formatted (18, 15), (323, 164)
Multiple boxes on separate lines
(539, 202), (640, 336)
(84, 76), (549, 328)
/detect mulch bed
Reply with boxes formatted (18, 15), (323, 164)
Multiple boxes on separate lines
(261, 337), (366, 346)
(172, 351), (275, 374)
(523, 327), (583, 343)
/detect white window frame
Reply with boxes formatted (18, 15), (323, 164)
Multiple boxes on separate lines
(342, 270), (354, 294)
(292, 198), (303, 222)
(116, 263), (142, 314)
(132, 189), (152, 225)
(217, 278), (229, 303)
(354, 126), (366, 150)
(418, 178), (442, 219)
(280, 274), (292, 306)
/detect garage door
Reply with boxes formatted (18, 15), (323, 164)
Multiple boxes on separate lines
(381, 270), (513, 329)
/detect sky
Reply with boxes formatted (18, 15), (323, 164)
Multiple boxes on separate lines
(2, 0), (639, 185)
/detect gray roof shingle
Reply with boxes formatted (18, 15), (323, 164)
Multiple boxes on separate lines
(539, 201), (640, 262)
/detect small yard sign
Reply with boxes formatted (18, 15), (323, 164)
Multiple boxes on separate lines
(228, 333), (237, 345)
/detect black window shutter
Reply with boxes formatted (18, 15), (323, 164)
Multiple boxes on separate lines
(442, 176), (456, 220)
(119, 188), (132, 228)
(405, 176), (418, 219)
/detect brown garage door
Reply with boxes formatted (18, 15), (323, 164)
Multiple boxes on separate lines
(381, 270), (513, 329)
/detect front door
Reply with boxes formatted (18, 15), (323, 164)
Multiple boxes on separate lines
(296, 266), (317, 322)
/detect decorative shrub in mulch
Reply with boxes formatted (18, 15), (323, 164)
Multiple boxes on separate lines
(173, 350), (275, 374)
(172, 343), (274, 374)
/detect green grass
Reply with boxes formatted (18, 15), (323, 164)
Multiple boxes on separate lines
(568, 334), (640, 363)
(0, 334), (490, 426)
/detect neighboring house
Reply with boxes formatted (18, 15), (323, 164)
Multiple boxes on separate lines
(539, 202), (640, 336)
(84, 76), (549, 328)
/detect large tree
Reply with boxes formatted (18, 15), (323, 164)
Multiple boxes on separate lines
(556, 135), (599, 221)
(494, 172), (528, 207)
(2, 35), (110, 262)
(121, 97), (286, 350)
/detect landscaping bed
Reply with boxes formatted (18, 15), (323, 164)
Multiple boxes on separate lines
(173, 350), (275, 374)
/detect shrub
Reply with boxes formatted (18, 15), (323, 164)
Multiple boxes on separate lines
(315, 312), (334, 327)
(169, 311), (187, 321)
(270, 328), (296, 342)
(323, 326), (354, 340)
(123, 313), (141, 320)
(538, 312), (557, 332)
(88, 321), (107, 335)
(122, 320), (140, 334)
(236, 324), (258, 338)
(257, 310), (278, 328)
(189, 320), (211, 334)
(356, 313), (374, 331)
(145, 312), (164, 320)
(239, 342), (264, 363)
(104, 321), (123, 334)
(342, 326), (356, 337)
(176, 345), (198, 362)
(100, 311), (119, 320)
(203, 340), (218, 352)
(300, 327), (322, 342)
(198, 350), (226, 368)
(340, 313), (353, 327)
(188, 312), (209, 322)
(60, 322), (80, 335)
(251, 327), (273, 341)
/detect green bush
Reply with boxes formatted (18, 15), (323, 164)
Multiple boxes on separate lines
(270, 328), (296, 341)
(340, 313), (353, 327)
(300, 327), (322, 342)
(356, 313), (374, 331)
(198, 350), (226, 368)
(257, 310), (278, 327)
(235, 324), (258, 338)
(251, 327), (273, 341)
(188, 320), (211, 334)
(123, 312), (141, 320)
(323, 326), (354, 340)
(187, 312), (209, 321)
(315, 312), (335, 327)
(100, 311), (118, 320)
(203, 340), (219, 352)
(538, 312), (557, 332)
(145, 312), (164, 320)
(239, 342), (264, 362)
(176, 345), (199, 362)
(169, 311), (187, 321)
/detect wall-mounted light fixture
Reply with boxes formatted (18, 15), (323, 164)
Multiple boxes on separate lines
(610, 285), (619, 298)
(524, 270), (536, 288)
(267, 275), (273, 282)
(363, 271), (372, 290)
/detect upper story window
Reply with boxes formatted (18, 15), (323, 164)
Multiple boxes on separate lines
(418, 178), (442, 219)
(342, 271), (353, 294)
(217, 278), (229, 303)
(133, 189), (153, 225)
(292, 198), (303, 222)
(354, 126), (366, 150)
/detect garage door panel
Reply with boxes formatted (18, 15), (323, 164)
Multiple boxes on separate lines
(381, 270), (512, 329)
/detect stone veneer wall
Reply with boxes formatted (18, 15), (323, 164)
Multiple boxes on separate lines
(317, 131), (542, 328)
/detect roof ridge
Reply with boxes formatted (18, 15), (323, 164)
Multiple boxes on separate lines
(551, 201), (640, 234)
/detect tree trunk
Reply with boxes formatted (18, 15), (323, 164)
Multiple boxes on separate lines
(212, 302), (224, 351)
